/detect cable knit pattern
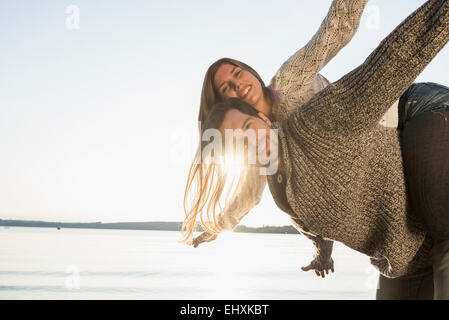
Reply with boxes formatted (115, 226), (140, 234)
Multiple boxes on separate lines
(270, 0), (449, 278)
(218, 0), (367, 271)
(271, 0), (368, 119)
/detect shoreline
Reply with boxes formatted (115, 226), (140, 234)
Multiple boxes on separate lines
(0, 219), (299, 235)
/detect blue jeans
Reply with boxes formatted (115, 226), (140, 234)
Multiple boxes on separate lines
(398, 82), (449, 132)
(376, 83), (449, 300)
(400, 83), (449, 240)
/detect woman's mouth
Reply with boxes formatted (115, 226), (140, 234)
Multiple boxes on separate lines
(241, 85), (252, 99)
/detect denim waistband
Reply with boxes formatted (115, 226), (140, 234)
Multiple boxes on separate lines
(398, 82), (449, 130)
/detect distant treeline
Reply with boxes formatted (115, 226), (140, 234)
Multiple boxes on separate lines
(234, 224), (298, 234)
(0, 219), (299, 235)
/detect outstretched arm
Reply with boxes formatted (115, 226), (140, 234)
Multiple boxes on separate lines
(297, 0), (449, 137)
(271, 0), (368, 109)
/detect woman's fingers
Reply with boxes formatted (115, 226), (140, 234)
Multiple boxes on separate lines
(301, 264), (313, 271)
(257, 112), (272, 127)
(192, 232), (213, 248)
(302, 264), (333, 278)
(205, 233), (217, 243)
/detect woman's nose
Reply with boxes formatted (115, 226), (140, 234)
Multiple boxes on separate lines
(231, 81), (243, 96)
(235, 81), (242, 92)
(227, 81), (240, 96)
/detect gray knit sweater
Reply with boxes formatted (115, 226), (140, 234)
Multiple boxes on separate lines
(269, 0), (449, 278)
(218, 0), (367, 272)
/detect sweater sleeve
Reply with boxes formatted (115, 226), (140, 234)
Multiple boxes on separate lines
(271, 0), (368, 110)
(296, 0), (449, 136)
(218, 167), (267, 231)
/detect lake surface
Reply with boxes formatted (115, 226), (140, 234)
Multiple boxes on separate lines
(0, 227), (378, 299)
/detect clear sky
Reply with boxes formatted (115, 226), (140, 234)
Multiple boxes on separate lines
(1, 0), (448, 226)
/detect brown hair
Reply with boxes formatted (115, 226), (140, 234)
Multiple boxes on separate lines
(198, 57), (276, 124)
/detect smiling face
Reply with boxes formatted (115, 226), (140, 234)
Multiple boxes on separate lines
(213, 63), (267, 114)
(219, 109), (275, 163)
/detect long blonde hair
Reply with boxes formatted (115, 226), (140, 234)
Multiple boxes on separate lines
(181, 96), (265, 244)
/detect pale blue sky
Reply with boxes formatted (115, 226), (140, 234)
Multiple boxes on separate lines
(1, 0), (448, 226)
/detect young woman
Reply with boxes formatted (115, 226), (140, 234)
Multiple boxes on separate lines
(184, 0), (449, 299)
(185, 0), (369, 278)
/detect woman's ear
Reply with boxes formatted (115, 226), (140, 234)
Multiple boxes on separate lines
(258, 112), (272, 127)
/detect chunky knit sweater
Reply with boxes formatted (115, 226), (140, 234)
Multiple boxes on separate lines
(268, 0), (449, 278)
(218, 0), (367, 269)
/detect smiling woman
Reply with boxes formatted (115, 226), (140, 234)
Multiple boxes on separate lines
(213, 64), (271, 117)
(183, 0), (370, 279)
(182, 98), (273, 240)
(189, 0), (449, 300)
(198, 57), (278, 124)
(203, 98), (277, 169)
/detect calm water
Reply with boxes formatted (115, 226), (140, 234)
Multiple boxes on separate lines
(0, 227), (377, 299)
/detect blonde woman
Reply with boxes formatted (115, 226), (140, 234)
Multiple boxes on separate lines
(184, 0), (369, 278)
(187, 0), (449, 299)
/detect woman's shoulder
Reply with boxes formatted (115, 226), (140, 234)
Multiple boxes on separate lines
(270, 73), (331, 120)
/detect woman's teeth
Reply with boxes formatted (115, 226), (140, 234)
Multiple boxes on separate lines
(242, 86), (251, 98)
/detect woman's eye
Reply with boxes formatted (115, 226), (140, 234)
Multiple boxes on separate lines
(236, 70), (241, 77)
(222, 87), (228, 94)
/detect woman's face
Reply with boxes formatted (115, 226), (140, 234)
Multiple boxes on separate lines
(213, 63), (265, 113)
(219, 109), (275, 164)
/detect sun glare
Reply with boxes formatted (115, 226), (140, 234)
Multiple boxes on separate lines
(223, 158), (244, 181)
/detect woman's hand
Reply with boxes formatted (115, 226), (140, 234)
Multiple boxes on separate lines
(191, 232), (218, 248)
(258, 112), (272, 127)
(301, 258), (334, 278)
